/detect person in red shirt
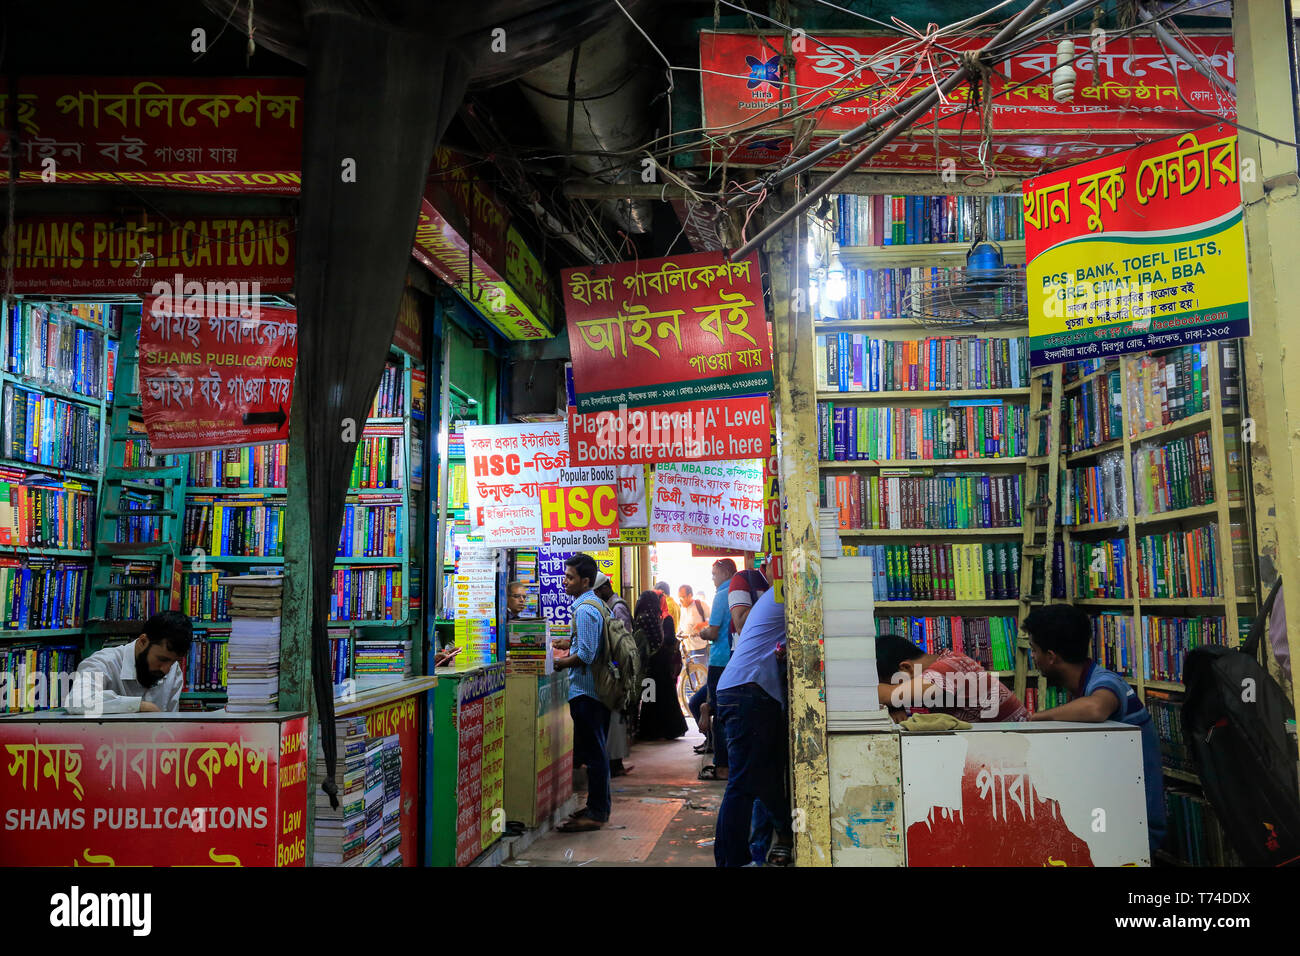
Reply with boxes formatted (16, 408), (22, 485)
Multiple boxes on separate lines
(874, 635), (1028, 722)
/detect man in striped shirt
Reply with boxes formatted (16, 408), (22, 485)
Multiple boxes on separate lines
(552, 553), (611, 832)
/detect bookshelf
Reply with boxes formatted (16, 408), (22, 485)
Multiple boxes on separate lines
(816, 194), (1032, 679)
(177, 347), (426, 706)
(1, 298), (120, 712)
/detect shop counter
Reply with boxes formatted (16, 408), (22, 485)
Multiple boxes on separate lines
(828, 721), (1150, 867)
(333, 675), (438, 867)
(0, 710), (309, 867)
(426, 663), (506, 866)
(503, 671), (574, 828)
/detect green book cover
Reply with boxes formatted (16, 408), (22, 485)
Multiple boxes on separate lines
(983, 542), (995, 599)
(1191, 348), (1204, 415)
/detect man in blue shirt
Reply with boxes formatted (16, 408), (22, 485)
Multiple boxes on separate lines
(552, 553), (610, 832)
(714, 587), (792, 866)
(1025, 603), (1168, 855)
(698, 558), (736, 779)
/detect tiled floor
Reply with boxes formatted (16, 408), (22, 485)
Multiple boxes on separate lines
(506, 721), (724, 867)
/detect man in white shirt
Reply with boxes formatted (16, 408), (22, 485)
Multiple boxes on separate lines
(65, 611), (193, 715)
(677, 584), (710, 651)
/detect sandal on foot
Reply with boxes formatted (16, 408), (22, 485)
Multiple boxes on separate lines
(698, 764), (720, 780)
(557, 817), (604, 833)
(767, 842), (793, 866)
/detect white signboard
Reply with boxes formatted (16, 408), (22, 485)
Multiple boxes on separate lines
(650, 458), (764, 552)
(464, 422), (569, 547)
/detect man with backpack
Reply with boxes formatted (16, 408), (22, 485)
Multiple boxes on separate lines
(595, 572), (635, 777)
(1023, 603), (1167, 854)
(553, 553), (640, 833)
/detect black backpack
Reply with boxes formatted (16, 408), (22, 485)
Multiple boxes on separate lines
(1182, 578), (1300, 866)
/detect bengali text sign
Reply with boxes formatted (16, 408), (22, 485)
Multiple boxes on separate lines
(562, 251), (773, 412)
(1025, 124), (1248, 366)
(139, 295), (297, 453)
(651, 459), (765, 552)
(0, 716), (307, 867)
(568, 395), (771, 465)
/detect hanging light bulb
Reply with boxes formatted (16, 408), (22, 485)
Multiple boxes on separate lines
(808, 277), (820, 307)
(1052, 38), (1077, 103)
(826, 252), (847, 303)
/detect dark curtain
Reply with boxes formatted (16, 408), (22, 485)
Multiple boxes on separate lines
(295, 11), (468, 802)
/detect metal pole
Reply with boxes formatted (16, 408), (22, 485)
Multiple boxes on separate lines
(727, 0), (1064, 262)
(1138, 4), (1237, 96)
(724, 0), (1104, 214)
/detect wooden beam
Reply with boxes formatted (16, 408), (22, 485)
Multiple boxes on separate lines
(1234, 0), (1300, 718)
(767, 187), (833, 866)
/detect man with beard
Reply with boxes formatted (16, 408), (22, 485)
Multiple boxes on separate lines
(65, 611), (193, 715)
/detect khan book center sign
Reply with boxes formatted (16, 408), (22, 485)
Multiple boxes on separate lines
(1024, 124), (1249, 366)
(562, 250), (773, 412)
(139, 295), (297, 453)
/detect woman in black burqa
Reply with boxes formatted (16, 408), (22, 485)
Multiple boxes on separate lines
(633, 590), (688, 741)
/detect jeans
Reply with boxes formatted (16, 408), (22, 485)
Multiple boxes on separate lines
(750, 800), (774, 865)
(569, 694), (612, 822)
(689, 683), (707, 725)
(714, 683), (792, 867)
(706, 665), (728, 768)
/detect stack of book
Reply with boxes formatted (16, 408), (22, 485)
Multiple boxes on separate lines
(1088, 611), (1136, 676)
(0, 642), (79, 712)
(852, 542), (1020, 601)
(875, 615), (1017, 671)
(362, 737), (385, 866)
(353, 639), (411, 686)
(1064, 368), (1123, 452)
(220, 574), (282, 713)
(314, 715), (369, 866)
(835, 193), (1024, 247)
(819, 509), (841, 557)
(506, 618), (550, 675)
(818, 402), (1028, 461)
(822, 556), (891, 729)
(822, 471), (1022, 530)
(380, 735), (403, 866)
(815, 334), (1029, 392)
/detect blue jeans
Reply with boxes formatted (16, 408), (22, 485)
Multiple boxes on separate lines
(569, 695), (612, 822)
(750, 801), (774, 865)
(706, 665), (728, 768)
(689, 683), (707, 724)
(714, 683), (792, 867)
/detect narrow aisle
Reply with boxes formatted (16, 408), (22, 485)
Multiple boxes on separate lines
(506, 720), (722, 867)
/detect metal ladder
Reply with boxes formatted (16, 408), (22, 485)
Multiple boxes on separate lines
(1014, 365), (1062, 704)
(86, 305), (187, 641)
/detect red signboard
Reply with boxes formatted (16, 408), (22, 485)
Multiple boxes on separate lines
(568, 394), (772, 465)
(0, 715), (308, 867)
(357, 694), (423, 866)
(701, 32), (1235, 139)
(2, 214), (296, 294)
(139, 295), (297, 453)
(562, 251), (773, 412)
(1, 76), (303, 192)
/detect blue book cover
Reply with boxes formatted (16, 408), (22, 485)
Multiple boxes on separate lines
(847, 407), (857, 460)
(832, 406), (846, 460)
(837, 333), (849, 391)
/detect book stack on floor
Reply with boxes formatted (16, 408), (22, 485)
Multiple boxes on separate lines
(819, 509), (841, 556)
(380, 735), (403, 866)
(362, 736), (385, 866)
(314, 715), (369, 866)
(505, 618), (551, 675)
(822, 556), (890, 730)
(219, 575), (282, 713)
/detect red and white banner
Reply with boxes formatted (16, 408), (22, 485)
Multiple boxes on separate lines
(650, 459), (765, 552)
(0, 715), (308, 867)
(562, 251), (773, 412)
(139, 295), (297, 453)
(701, 32), (1235, 138)
(1, 76), (303, 192)
(464, 422), (569, 547)
(568, 394), (772, 466)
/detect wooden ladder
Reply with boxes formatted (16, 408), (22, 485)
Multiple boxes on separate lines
(1014, 365), (1062, 704)
(86, 305), (187, 641)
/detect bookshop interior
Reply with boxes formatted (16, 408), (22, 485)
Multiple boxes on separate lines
(3, 0), (1300, 874)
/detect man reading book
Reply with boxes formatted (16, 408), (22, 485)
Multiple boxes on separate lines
(874, 634), (1028, 722)
(1024, 604), (1167, 854)
(65, 611), (193, 715)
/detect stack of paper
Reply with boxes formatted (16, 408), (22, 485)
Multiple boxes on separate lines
(822, 556), (892, 731)
(313, 716), (368, 866)
(380, 735), (403, 866)
(218, 575), (282, 713)
(819, 509), (842, 557)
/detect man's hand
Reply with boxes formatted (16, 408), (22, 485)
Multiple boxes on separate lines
(139, 701), (161, 713)
(552, 639), (571, 651)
